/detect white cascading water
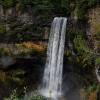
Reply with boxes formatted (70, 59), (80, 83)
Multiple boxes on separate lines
(40, 17), (67, 99)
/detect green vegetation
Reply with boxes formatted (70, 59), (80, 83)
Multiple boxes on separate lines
(95, 57), (100, 64)
(4, 89), (44, 100)
(73, 34), (87, 53)
(0, 25), (6, 33)
(0, 0), (99, 100)
(0, 0), (99, 19)
(0, 0), (16, 8)
(96, 32), (100, 39)
(10, 69), (25, 83)
(76, 0), (99, 19)
(0, 48), (12, 56)
(4, 89), (19, 100)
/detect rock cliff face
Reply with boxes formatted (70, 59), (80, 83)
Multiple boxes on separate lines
(0, 4), (51, 42)
(0, 2), (99, 43)
(88, 14), (100, 100)
(88, 7), (100, 52)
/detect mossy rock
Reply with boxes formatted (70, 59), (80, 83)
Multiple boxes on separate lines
(0, 25), (6, 33)
(96, 57), (100, 64)
(95, 32), (100, 39)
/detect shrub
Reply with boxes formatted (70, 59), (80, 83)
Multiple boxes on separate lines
(4, 89), (44, 100)
(73, 34), (88, 53)
(4, 89), (19, 100)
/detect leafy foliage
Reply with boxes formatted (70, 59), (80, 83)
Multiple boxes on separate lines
(1, 0), (99, 18)
(76, 0), (100, 19)
(73, 35), (87, 53)
(65, 32), (94, 68)
(0, 0), (16, 8)
(4, 89), (44, 100)
(4, 89), (19, 100)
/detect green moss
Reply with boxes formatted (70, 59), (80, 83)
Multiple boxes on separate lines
(76, 0), (99, 20)
(10, 69), (25, 84)
(77, 8), (86, 20)
(95, 57), (100, 64)
(95, 32), (100, 39)
(0, 25), (6, 33)
(0, 48), (11, 56)
(64, 50), (71, 56)
(1, 0), (15, 8)
(73, 34), (87, 53)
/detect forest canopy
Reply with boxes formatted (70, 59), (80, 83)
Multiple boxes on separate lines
(0, 0), (100, 19)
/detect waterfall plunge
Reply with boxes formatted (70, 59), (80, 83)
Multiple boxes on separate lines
(40, 17), (67, 99)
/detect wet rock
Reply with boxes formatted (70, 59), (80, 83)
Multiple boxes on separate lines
(97, 90), (100, 100)
(18, 13), (33, 25)
(0, 56), (16, 69)
(95, 65), (100, 82)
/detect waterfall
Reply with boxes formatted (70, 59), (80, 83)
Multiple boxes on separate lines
(40, 17), (67, 99)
